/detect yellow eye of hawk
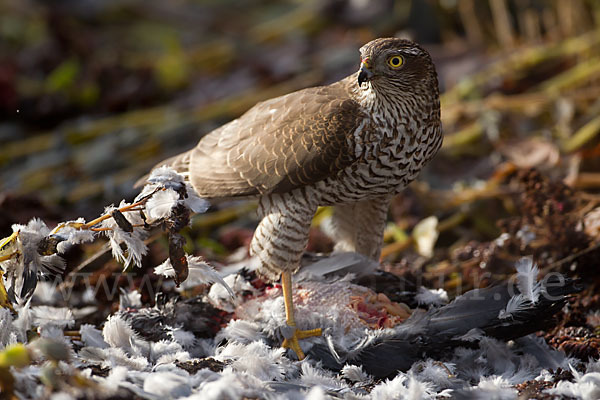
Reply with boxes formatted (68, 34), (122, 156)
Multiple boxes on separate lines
(387, 55), (403, 68)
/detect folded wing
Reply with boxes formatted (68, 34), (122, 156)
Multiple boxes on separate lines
(188, 82), (363, 199)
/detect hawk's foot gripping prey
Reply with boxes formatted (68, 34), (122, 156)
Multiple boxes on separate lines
(280, 271), (322, 360)
(139, 37), (442, 360)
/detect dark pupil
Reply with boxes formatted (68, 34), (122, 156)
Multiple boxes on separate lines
(392, 57), (399, 65)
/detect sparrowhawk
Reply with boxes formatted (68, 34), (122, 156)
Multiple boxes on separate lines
(140, 37), (442, 359)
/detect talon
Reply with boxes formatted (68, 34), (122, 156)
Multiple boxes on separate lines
(282, 327), (321, 360)
(282, 336), (305, 360)
(297, 328), (322, 339)
(280, 324), (297, 340)
(280, 271), (323, 360)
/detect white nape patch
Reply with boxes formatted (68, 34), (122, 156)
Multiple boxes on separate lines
(415, 287), (448, 307)
(154, 255), (233, 296)
(370, 374), (435, 400)
(340, 364), (371, 383)
(143, 371), (192, 398)
(399, 47), (424, 56)
(31, 306), (74, 329)
(515, 257), (541, 303)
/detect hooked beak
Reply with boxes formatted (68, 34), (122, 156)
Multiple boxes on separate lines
(358, 58), (374, 86)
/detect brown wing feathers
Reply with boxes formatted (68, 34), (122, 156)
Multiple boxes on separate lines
(180, 81), (362, 199)
(272, 97), (359, 193)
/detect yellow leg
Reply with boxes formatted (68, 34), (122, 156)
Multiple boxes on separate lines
(280, 271), (322, 360)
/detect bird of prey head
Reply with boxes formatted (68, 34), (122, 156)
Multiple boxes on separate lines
(357, 37), (438, 95)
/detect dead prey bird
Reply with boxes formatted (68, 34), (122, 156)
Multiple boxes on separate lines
(139, 37), (442, 359)
(309, 274), (581, 378)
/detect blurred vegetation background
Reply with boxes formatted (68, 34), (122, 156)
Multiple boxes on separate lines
(1, 0), (600, 259)
(2, 2), (600, 388)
